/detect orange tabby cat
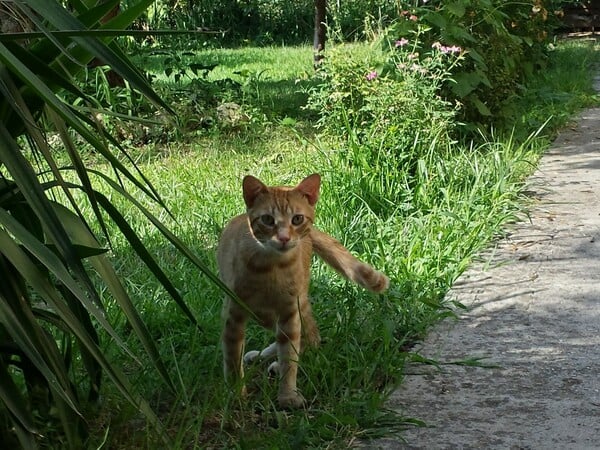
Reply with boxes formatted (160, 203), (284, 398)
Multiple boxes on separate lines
(217, 173), (389, 408)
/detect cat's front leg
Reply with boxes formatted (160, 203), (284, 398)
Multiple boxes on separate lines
(222, 307), (247, 396)
(276, 311), (305, 409)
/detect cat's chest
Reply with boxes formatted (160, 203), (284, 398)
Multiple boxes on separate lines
(231, 252), (305, 298)
(236, 260), (306, 294)
(232, 262), (308, 326)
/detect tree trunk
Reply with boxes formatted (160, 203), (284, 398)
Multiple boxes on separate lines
(313, 0), (327, 67)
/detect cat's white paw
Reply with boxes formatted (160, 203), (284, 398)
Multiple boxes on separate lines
(243, 350), (261, 365)
(244, 342), (278, 366)
(267, 361), (280, 377)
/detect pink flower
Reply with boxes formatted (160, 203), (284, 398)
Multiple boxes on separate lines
(366, 70), (378, 81)
(411, 63), (427, 74)
(395, 38), (409, 47)
(441, 45), (462, 54)
(409, 14), (418, 21)
(432, 42), (462, 54)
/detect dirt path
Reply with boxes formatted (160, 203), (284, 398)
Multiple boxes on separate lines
(368, 79), (600, 449)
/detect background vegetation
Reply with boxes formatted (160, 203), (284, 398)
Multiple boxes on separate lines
(132, 0), (579, 125)
(0, 0), (597, 448)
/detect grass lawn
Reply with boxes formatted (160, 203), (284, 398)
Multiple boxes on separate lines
(83, 37), (598, 448)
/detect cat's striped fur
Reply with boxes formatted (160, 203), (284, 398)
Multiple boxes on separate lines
(217, 173), (389, 408)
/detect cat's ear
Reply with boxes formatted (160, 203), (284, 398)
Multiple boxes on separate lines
(295, 173), (321, 206)
(242, 175), (268, 207)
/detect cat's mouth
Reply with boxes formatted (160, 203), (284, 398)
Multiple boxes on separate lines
(277, 243), (293, 252)
(273, 241), (295, 252)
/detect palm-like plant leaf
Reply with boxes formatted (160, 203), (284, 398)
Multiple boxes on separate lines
(0, 0), (216, 446)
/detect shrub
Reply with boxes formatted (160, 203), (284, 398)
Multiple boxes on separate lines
(307, 31), (462, 216)
(385, 0), (568, 125)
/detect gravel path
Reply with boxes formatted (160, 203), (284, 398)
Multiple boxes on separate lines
(367, 79), (600, 449)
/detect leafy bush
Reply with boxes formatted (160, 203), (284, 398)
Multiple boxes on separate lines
(385, 0), (569, 125)
(307, 34), (461, 215)
(79, 66), (241, 144)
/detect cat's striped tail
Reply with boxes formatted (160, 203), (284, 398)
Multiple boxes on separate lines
(310, 228), (389, 293)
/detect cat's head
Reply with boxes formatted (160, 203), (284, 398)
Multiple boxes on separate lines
(242, 174), (320, 253)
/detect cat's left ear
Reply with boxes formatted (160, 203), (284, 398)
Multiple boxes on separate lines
(295, 173), (321, 206)
(243, 175), (268, 207)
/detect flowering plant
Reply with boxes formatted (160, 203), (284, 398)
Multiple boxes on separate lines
(380, 25), (464, 82)
(384, 0), (563, 123)
(307, 22), (461, 214)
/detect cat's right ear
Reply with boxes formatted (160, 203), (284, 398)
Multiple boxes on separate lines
(242, 175), (268, 207)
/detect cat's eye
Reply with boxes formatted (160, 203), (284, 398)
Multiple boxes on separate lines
(260, 214), (275, 226)
(291, 214), (304, 226)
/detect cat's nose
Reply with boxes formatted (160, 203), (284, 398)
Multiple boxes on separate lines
(277, 234), (290, 244)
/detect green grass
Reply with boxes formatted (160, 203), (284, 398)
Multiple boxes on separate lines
(78, 37), (599, 448)
(133, 45), (316, 120)
(499, 37), (600, 139)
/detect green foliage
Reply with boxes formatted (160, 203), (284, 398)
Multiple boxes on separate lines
(307, 35), (461, 215)
(0, 0), (226, 447)
(384, 0), (568, 125)
(135, 0), (400, 45)
(1, 0), (596, 446)
(506, 38), (599, 135)
(76, 44), (316, 145)
(79, 62), (239, 144)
